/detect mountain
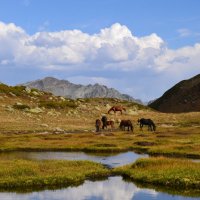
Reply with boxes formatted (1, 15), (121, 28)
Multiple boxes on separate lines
(149, 74), (200, 113)
(22, 77), (142, 103)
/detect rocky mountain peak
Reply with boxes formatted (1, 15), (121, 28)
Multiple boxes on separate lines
(22, 77), (142, 104)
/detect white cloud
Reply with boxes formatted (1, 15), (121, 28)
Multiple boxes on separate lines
(0, 21), (200, 101)
(177, 28), (192, 37)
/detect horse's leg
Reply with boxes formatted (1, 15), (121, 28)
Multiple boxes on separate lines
(140, 124), (143, 130)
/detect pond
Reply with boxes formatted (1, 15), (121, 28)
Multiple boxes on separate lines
(0, 151), (199, 199)
(0, 176), (199, 200)
(0, 151), (148, 168)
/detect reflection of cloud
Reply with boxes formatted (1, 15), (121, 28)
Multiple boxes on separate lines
(0, 177), (159, 200)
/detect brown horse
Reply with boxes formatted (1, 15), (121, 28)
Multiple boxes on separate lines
(95, 119), (102, 132)
(108, 106), (126, 114)
(119, 120), (133, 132)
(106, 120), (115, 129)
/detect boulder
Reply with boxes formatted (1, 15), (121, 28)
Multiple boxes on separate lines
(28, 107), (43, 114)
(25, 87), (31, 94)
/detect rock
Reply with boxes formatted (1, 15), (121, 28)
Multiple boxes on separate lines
(28, 107), (43, 113)
(40, 124), (49, 128)
(106, 104), (111, 109)
(16, 102), (23, 106)
(32, 91), (39, 96)
(9, 92), (16, 97)
(5, 106), (14, 112)
(59, 96), (66, 101)
(54, 127), (64, 132)
(25, 87), (31, 94)
(95, 106), (101, 111)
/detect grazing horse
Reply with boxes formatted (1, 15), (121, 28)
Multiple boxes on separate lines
(101, 116), (108, 129)
(106, 120), (115, 129)
(95, 119), (102, 132)
(138, 118), (156, 131)
(108, 106), (126, 114)
(119, 120), (133, 132)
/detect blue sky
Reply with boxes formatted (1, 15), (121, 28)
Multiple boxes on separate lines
(0, 0), (200, 101)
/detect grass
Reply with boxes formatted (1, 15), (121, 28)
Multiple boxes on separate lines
(39, 100), (77, 109)
(0, 159), (110, 190)
(0, 125), (199, 158)
(1, 88), (200, 193)
(113, 157), (200, 190)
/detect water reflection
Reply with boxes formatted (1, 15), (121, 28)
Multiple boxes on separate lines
(0, 151), (147, 167)
(0, 177), (198, 200)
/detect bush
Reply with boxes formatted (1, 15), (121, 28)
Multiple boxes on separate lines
(0, 84), (26, 96)
(13, 104), (30, 110)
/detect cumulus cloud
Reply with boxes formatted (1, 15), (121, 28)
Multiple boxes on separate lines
(0, 21), (165, 70)
(0, 21), (200, 100)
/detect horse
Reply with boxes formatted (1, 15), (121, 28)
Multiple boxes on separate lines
(108, 106), (126, 114)
(106, 120), (115, 129)
(119, 120), (133, 132)
(101, 115), (108, 129)
(138, 118), (156, 131)
(95, 119), (101, 132)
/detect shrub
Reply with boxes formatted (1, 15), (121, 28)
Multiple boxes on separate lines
(13, 104), (30, 110)
(0, 84), (26, 96)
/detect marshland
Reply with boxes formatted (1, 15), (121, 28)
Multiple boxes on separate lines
(0, 85), (200, 199)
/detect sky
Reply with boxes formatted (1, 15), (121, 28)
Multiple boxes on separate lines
(0, 0), (200, 101)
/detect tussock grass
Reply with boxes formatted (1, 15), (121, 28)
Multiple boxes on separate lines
(0, 159), (110, 190)
(113, 157), (200, 190)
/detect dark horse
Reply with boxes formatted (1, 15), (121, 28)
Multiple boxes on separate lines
(101, 116), (107, 129)
(138, 118), (156, 131)
(101, 116), (114, 130)
(119, 120), (133, 132)
(95, 119), (101, 132)
(108, 106), (126, 114)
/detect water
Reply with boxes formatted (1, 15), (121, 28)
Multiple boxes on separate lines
(0, 177), (199, 200)
(0, 151), (148, 168)
(0, 151), (199, 199)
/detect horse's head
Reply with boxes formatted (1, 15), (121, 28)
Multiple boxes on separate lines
(122, 107), (126, 111)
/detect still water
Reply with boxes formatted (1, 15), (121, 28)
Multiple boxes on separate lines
(0, 151), (147, 167)
(0, 176), (199, 200)
(0, 151), (199, 200)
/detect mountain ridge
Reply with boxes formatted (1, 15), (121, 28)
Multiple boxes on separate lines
(149, 74), (200, 113)
(22, 77), (142, 104)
